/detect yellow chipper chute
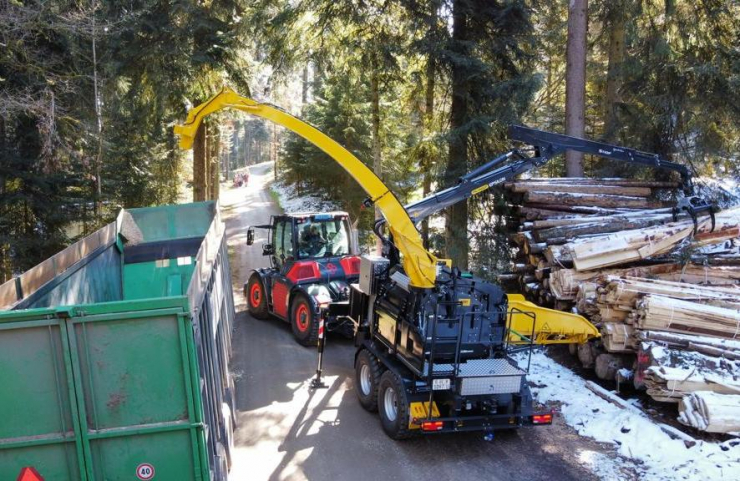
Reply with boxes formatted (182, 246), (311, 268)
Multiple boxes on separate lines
(506, 294), (600, 345)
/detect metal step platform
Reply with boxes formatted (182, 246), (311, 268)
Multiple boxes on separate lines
(424, 358), (526, 396)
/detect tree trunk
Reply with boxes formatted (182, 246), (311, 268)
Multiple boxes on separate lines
(301, 64), (309, 107)
(0, 116), (7, 282)
(604, 1), (625, 141)
(91, 0), (103, 220)
(421, 10), (436, 249)
(565, 0), (588, 177)
(313, 58), (325, 95)
(209, 123), (220, 200)
(167, 126), (179, 203)
(523, 191), (657, 208)
(244, 121), (251, 167)
(272, 122), (278, 180)
(445, 0), (470, 270)
(193, 121), (207, 202)
(371, 54), (383, 255)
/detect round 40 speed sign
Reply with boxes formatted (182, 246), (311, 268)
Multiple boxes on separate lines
(136, 463), (155, 480)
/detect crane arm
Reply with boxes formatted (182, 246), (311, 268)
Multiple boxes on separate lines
(405, 150), (533, 222)
(404, 124), (711, 224)
(508, 125), (695, 192)
(174, 87), (440, 288)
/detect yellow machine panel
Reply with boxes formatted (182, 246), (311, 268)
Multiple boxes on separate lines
(506, 294), (599, 345)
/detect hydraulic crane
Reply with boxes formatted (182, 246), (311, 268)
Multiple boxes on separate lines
(403, 125), (715, 229)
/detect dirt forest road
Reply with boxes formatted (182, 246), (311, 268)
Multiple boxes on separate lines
(220, 162), (620, 481)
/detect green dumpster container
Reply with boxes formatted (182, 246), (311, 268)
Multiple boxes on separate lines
(0, 202), (236, 481)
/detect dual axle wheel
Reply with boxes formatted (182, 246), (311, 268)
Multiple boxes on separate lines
(355, 350), (412, 440)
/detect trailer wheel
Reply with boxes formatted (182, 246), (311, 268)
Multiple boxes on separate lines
(290, 293), (319, 346)
(246, 275), (269, 319)
(355, 350), (383, 412)
(378, 370), (413, 440)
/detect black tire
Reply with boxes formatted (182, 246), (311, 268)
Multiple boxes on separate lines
(290, 293), (319, 346)
(355, 350), (384, 412)
(377, 370), (413, 440)
(246, 274), (270, 319)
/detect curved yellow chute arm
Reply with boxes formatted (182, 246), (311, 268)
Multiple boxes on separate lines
(175, 87), (439, 288)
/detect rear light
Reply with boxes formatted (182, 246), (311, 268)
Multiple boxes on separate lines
(532, 413), (553, 425)
(421, 421), (444, 432)
(286, 261), (321, 282)
(340, 256), (361, 275)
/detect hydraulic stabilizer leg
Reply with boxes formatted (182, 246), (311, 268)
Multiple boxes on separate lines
(310, 310), (328, 389)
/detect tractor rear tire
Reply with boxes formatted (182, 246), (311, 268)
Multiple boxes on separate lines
(290, 293), (319, 346)
(377, 370), (413, 440)
(246, 274), (269, 320)
(355, 349), (384, 412)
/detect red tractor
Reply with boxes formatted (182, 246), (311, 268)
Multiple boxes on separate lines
(244, 211), (361, 345)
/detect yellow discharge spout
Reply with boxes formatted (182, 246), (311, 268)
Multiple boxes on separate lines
(506, 294), (600, 345)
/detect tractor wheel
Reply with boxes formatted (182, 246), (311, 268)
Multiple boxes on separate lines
(290, 293), (319, 346)
(377, 370), (413, 440)
(246, 274), (269, 320)
(355, 349), (384, 412)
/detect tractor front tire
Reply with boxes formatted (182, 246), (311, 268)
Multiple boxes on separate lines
(290, 293), (319, 346)
(355, 349), (384, 412)
(377, 370), (413, 440)
(246, 274), (269, 320)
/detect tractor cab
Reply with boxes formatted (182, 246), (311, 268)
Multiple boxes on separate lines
(245, 212), (361, 345)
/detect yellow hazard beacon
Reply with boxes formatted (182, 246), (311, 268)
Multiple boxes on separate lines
(175, 86), (598, 346)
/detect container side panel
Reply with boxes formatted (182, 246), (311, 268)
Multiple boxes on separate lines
(128, 209), (169, 243)
(0, 280), (17, 309)
(129, 203), (214, 242)
(172, 203), (214, 239)
(123, 261), (196, 300)
(0, 443), (81, 481)
(73, 313), (190, 430)
(0, 323), (74, 439)
(22, 246), (122, 309)
(90, 430), (196, 481)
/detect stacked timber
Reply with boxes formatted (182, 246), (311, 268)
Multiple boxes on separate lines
(502, 177), (740, 308)
(637, 342), (740, 402)
(678, 392), (740, 434)
(501, 177), (740, 433)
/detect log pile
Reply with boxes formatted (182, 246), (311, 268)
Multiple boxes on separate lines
(501, 178), (740, 433)
(637, 342), (740, 402)
(679, 392), (740, 434)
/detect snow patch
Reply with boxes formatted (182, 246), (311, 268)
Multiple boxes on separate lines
(271, 180), (341, 214)
(518, 351), (740, 481)
(577, 450), (629, 481)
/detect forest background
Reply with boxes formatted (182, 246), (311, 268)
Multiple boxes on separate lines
(1, 0), (738, 281)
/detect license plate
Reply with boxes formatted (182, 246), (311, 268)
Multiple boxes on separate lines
(432, 378), (450, 390)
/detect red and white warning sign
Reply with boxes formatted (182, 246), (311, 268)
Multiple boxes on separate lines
(136, 463), (156, 480)
(17, 467), (44, 481)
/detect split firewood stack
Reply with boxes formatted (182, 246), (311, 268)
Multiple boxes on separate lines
(500, 178), (740, 434)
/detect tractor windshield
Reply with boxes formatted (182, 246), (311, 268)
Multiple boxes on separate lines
(296, 217), (350, 259)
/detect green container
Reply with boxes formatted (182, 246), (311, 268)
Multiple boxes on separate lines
(0, 202), (235, 481)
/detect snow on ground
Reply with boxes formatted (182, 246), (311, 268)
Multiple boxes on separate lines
(270, 179), (341, 213)
(519, 350), (740, 481)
